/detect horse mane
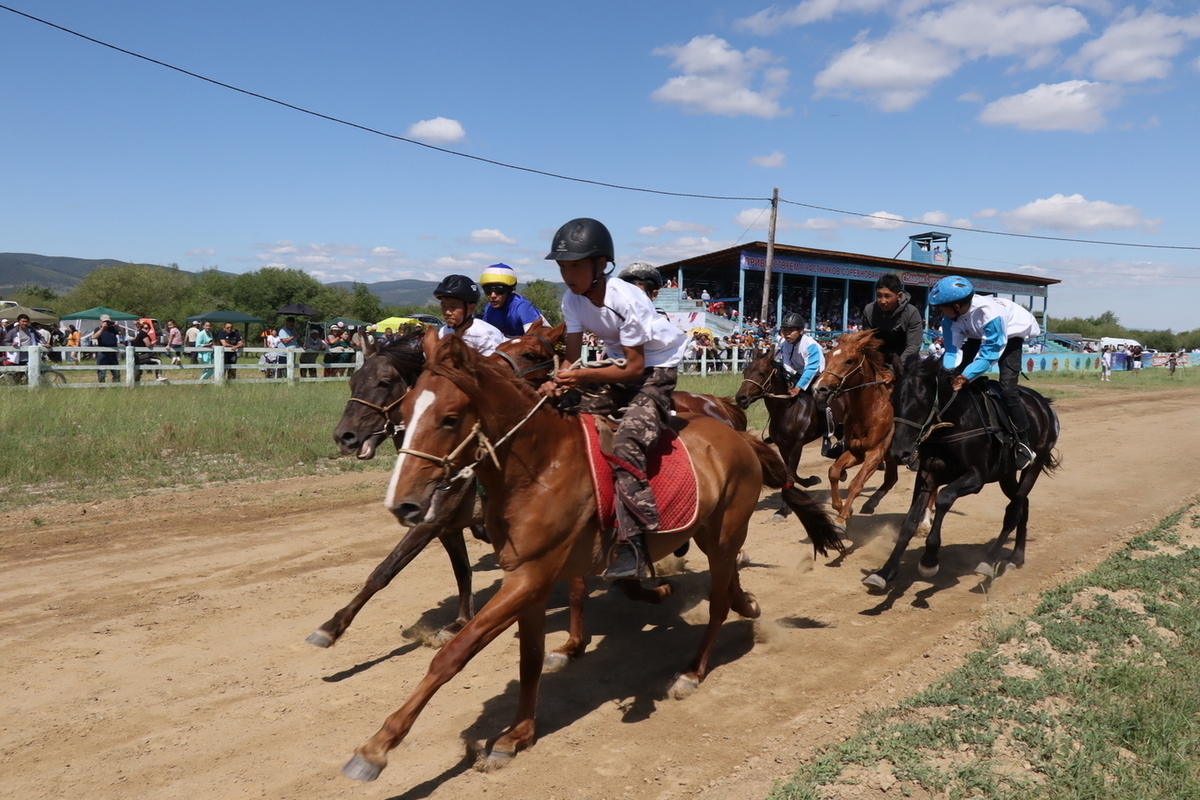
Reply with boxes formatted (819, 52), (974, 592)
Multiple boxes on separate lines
(427, 335), (540, 412)
(375, 330), (427, 383)
(838, 329), (887, 376)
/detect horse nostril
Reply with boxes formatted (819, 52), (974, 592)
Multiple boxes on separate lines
(337, 429), (358, 444)
(392, 503), (423, 525)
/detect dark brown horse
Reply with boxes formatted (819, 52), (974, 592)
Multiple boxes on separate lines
(734, 346), (826, 519)
(340, 329), (842, 782)
(810, 330), (900, 531)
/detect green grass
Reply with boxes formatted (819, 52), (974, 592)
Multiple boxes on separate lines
(0, 381), (385, 508)
(769, 503), (1200, 800)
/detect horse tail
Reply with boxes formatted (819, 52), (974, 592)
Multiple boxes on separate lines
(715, 396), (748, 431)
(741, 434), (844, 557)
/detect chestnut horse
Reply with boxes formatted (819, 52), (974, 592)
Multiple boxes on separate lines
(810, 330), (900, 531)
(313, 325), (746, 650)
(734, 346), (826, 519)
(866, 355), (1060, 589)
(340, 330), (842, 782)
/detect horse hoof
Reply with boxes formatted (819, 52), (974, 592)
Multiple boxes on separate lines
(475, 749), (514, 773)
(736, 550), (751, 569)
(798, 475), (822, 488)
(305, 629), (335, 648)
(769, 513), (788, 523)
(342, 753), (384, 782)
(542, 652), (570, 673)
(862, 573), (887, 591)
(974, 561), (996, 578)
(734, 592), (761, 620)
(431, 627), (458, 647)
(832, 519), (847, 535)
(669, 674), (700, 701)
(916, 562), (939, 579)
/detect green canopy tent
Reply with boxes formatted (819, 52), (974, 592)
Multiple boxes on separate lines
(185, 310), (268, 326)
(60, 306), (139, 336)
(325, 316), (371, 329)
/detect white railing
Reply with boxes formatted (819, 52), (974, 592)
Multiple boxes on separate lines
(0, 346), (366, 388)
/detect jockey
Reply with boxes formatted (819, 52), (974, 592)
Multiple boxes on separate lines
(929, 275), (1039, 470)
(861, 272), (925, 379)
(542, 218), (687, 580)
(776, 312), (840, 456)
(434, 274), (506, 356)
(478, 263), (547, 338)
(776, 312), (824, 394)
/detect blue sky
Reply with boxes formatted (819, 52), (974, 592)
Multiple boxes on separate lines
(2, 0), (1198, 330)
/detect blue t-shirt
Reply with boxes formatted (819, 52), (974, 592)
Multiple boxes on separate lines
(481, 293), (544, 338)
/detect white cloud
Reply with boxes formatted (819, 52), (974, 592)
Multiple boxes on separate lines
(847, 211), (907, 230)
(186, 248), (216, 257)
(651, 35), (789, 118)
(1001, 193), (1160, 233)
(370, 246), (399, 257)
(468, 229), (517, 246)
(638, 220), (715, 237)
(978, 80), (1119, 132)
(735, 0), (895, 35)
(919, 3), (1090, 62)
(750, 150), (787, 168)
(407, 117), (466, 144)
(814, 31), (961, 111)
(636, 236), (737, 263)
(1067, 10), (1200, 83)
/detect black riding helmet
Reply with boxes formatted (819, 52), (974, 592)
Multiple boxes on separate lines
(545, 218), (615, 263)
(780, 312), (806, 329)
(433, 274), (480, 305)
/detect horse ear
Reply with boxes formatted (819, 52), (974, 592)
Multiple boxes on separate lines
(442, 332), (474, 368)
(361, 333), (376, 357)
(421, 324), (441, 361)
(546, 321), (566, 346)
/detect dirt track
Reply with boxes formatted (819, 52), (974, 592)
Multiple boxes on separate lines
(3, 386), (1199, 800)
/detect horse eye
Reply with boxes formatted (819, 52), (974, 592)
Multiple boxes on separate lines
(440, 415), (459, 428)
(521, 353), (538, 362)
(379, 380), (392, 390)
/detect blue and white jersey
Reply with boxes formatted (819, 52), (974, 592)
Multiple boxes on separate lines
(439, 318), (506, 356)
(777, 333), (825, 390)
(482, 292), (545, 338)
(941, 295), (1040, 381)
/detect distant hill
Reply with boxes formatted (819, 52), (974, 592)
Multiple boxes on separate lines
(0, 253), (129, 294)
(326, 279), (441, 307)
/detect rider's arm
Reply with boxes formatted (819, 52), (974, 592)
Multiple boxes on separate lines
(940, 317), (961, 371)
(558, 344), (645, 387)
(797, 341), (822, 390)
(962, 316), (1005, 381)
(901, 306), (925, 362)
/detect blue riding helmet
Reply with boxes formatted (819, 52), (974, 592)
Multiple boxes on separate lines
(928, 276), (974, 306)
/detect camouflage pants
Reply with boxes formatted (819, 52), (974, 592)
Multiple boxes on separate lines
(578, 367), (677, 540)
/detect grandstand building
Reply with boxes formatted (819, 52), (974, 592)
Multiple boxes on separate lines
(654, 232), (1060, 341)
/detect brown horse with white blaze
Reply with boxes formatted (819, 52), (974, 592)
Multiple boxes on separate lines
(810, 330), (900, 531)
(342, 328), (842, 782)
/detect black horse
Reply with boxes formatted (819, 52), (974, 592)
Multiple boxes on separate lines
(863, 355), (1059, 590)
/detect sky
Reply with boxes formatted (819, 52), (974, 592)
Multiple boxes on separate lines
(2, 0), (1199, 331)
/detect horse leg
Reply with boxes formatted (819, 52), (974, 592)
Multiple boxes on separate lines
(343, 573), (548, 781)
(544, 576), (589, 672)
(981, 466), (1042, 576)
(826, 450), (861, 527)
(860, 453), (900, 515)
(833, 447), (885, 528)
(670, 547), (736, 700)
(475, 600), (548, 771)
(430, 528), (475, 644)
(770, 441), (799, 521)
(863, 469), (955, 589)
(916, 472), (985, 580)
(306, 520), (444, 648)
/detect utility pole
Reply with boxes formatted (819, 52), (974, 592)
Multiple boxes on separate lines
(759, 186), (779, 322)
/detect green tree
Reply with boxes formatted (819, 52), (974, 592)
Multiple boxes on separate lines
(521, 279), (562, 326)
(59, 264), (194, 317)
(346, 283), (384, 324)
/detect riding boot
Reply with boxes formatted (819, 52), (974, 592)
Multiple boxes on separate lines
(821, 405), (845, 459)
(604, 471), (657, 581)
(1014, 429), (1034, 470)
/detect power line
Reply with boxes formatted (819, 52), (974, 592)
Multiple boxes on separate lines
(5, 3), (1200, 254)
(777, 198), (1200, 251)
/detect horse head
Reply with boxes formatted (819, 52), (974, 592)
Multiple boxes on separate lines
(492, 322), (566, 385)
(889, 354), (945, 469)
(735, 345), (779, 409)
(333, 330), (425, 459)
(812, 330), (885, 404)
(386, 331), (536, 526)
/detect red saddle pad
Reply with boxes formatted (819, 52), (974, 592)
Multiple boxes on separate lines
(579, 414), (699, 534)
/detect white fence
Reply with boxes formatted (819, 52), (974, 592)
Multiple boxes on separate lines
(0, 346), (365, 388)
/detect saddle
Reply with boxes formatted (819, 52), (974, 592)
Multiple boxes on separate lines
(973, 380), (1018, 446)
(578, 414), (699, 534)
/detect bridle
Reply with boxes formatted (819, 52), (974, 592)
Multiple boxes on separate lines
(492, 333), (559, 379)
(893, 379), (967, 446)
(347, 392), (408, 439)
(739, 362), (792, 400)
(815, 356), (890, 400)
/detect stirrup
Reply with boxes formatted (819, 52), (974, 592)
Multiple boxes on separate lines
(1014, 442), (1034, 470)
(603, 538), (649, 581)
(821, 437), (845, 459)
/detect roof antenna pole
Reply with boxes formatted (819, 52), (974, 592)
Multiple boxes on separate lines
(759, 186), (779, 322)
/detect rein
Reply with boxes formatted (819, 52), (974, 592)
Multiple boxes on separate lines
(894, 381), (962, 444)
(347, 392), (408, 438)
(817, 356), (890, 400)
(739, 363), (792, 400)
(493, 333), (560, 378)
